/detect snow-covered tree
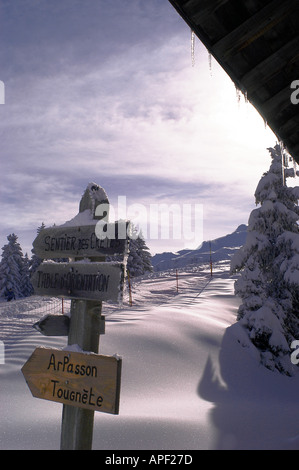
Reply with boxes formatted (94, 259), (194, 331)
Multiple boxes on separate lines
(29, 223), (45, 276)
(127, 229), (153, 277)
(0, 233), (27, 299)
(20, 253), (34, 297)
(231, 144), (299, 375)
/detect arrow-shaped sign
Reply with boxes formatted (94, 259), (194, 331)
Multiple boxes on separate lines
(22, 347), (122, 414)
(33, 315), (70, 336)
(33, 314), (105, 336)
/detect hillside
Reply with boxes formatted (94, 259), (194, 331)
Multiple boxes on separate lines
(152, 224), (247, 271)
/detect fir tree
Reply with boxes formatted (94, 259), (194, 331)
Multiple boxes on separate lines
(0, 233), (25, 299)
(231, 144), (299, 375)
(127, 229), (153, 277)
(29, 223), (45, 276)
(20, 253), (34, 297)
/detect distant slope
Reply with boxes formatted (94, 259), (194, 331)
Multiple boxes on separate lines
(152, 224), (247, 271)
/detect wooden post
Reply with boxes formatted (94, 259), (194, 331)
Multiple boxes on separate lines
(127, 270), (133, 306)
(60, 300), (103, 450)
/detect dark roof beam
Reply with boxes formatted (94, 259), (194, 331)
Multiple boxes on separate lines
(213, 0), (298, 59)
(184, 0), (230, 24)
(241, 36), (299, 95)
(262, 84), (293, 117)
(278, 114), (299, 137)
(286, 142), (299, 160)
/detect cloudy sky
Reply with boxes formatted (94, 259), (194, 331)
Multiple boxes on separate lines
(0, 0), (279, 256)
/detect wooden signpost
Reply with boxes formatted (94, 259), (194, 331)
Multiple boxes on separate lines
(22, 347), (122, 414)
(22, 183), (128, 450)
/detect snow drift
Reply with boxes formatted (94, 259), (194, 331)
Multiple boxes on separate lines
(1, 260), (299, 450)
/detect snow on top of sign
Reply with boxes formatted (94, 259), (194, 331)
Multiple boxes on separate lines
(41, 258), (92, 264)
(113, 353), (122, 361)
(62, 344), (97, 355)
(62, 344), (122, 360)
(71, 257), (92, 264)
(85, 183), (108, 203)
(59, 209), (96, 227)
(63, 344), (84, 353)
(59, 183), (109, 227)
(62, 344), (118, 357)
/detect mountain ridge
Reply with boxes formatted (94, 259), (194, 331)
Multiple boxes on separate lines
(152, 224), (247, 271)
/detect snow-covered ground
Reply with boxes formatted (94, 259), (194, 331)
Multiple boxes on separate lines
(1, 261), (299, 450)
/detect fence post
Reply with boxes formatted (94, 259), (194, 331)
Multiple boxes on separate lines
(209, 241), (213, 277)
(127, 270), (133, 306)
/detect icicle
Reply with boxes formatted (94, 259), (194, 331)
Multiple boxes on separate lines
(235, 84), (241, 105)
(280, 141), (286, 186)
(293, 156), (297, 176)
(191, 29), (195, 67)
(208, 51), (212, 76)
(234, 83), (249, 107)
(283, 151), (289, 168)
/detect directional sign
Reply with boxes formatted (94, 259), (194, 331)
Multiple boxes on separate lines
(33, 314), (105, 336)
(32, 222), (130, 259)
(22, 347), (122, 414)
(33, 315), (70, 336)
(31, 262), (124, 302)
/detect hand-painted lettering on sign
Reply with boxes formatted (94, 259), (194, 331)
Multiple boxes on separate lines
(31, 262), (124, 302)
(22, 347), (122, 414)
(33, 223), (129, 259)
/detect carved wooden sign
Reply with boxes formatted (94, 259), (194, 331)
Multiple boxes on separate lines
(22, 347), (122, 414)
(32, 222), (129, 259)
(31, 261), (124, 302)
